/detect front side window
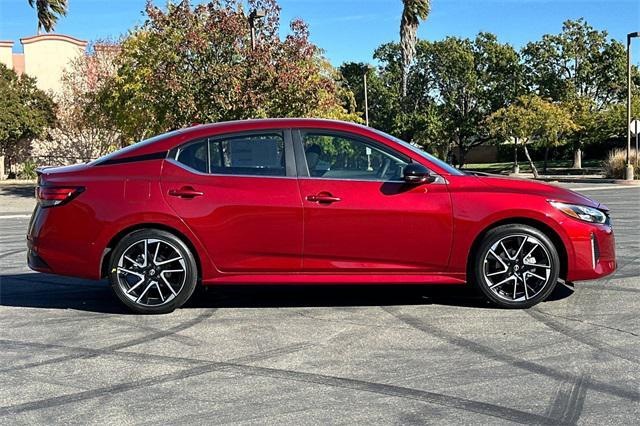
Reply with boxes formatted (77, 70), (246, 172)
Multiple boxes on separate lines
(209, 133), (285, 176)
(302, 132), (408, 181)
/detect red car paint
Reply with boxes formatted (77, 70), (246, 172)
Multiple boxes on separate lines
(27, 119), (616, 286)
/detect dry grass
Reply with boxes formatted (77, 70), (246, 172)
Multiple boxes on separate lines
(603, 149), (639, 179)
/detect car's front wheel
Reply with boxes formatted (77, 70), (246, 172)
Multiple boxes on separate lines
(473, 224), (560, 308)
(109, 229), (198, 314)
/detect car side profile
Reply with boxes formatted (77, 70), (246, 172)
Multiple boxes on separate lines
(27, 119), (616, 314)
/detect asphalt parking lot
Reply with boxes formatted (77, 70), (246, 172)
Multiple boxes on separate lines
(0, 182), (638, 425)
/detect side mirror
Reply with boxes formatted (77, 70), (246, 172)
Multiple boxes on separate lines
(403, 163), (436, 184)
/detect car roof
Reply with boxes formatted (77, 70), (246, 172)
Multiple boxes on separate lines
(182, 118), (369, 135)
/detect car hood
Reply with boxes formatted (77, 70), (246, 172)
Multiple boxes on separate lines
(474, 175), (606, 210)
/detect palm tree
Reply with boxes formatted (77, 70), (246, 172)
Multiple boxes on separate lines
(28, 0), (68, 34)
(400, 0), (430, 97)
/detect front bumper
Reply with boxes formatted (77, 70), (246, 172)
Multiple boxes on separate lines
(566, 222), (616, 282)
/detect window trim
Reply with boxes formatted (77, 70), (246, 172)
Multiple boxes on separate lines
(292, 128), (412, 182)
(168, 129), (296, 178)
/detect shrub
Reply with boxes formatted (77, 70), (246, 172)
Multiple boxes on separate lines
(603, 148), (639, 179)
(18, 159), (37, 180)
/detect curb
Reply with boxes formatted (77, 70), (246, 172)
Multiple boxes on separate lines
(0, 180), (36, 185)
(535, 177), (640, 185)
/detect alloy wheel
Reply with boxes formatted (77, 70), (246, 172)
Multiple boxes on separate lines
(116, 238), (187, 307)
(482, 233), (553, 302)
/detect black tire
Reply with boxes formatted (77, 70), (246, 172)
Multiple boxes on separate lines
(108, 229), (198, 314)
(472, 224), (560, 309)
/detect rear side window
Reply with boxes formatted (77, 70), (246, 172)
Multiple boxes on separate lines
(209, 134), (285, 176)
(175, 140), (208, 173)
(173, 133), (286, 177)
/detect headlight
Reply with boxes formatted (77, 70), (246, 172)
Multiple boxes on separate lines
(549, 201), (607, 224)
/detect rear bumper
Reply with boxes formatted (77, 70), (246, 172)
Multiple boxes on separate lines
(566, 223), (616, 282)
(27, 245), (52, 273)
(26, 204), (102, 279)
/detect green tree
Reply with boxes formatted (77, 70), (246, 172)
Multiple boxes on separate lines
(96, 0), (358, 144)
(0, 64), (56, 173)
(28, 0), (68, 33)
(487, 95), (578, 177)
(522, 19), (631, 168)
(399, 0), (430, 98)
(422, 33), (524, 166)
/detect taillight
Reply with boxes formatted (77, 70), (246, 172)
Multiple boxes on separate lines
(36, 186), (85, 208)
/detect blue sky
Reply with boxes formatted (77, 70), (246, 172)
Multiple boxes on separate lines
(1, 0), (638, 64)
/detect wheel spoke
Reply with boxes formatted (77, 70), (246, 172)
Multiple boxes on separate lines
(525, 271), (547, 282)
(486, 269), (508, 277)
(525, 263), (550, 269)
(142, 239), (149, 267)
(118, 267), (144, 279)
(161, 274), (177, 296)
(124, 255), (144, 268)
(499, 242), (512, 260)
(153, 241), (161, 265)
(523, 275), (529, 300)
(490, 275), (515, 289)
(523, 243), (539, 261)
(126, 277), (145, 294)
(136, 282), (154, 303)
(155, 256), (182, 266)
(513, 237), (527, 259)
(488, 249), (508, 269)
(155, 281), (165, 302)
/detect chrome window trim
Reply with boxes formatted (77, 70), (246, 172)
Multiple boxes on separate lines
(291, 128), (447, 184)
(297, 174), (448, 185)
(165, 158), (297, 180)
(169, 129), (295, 178)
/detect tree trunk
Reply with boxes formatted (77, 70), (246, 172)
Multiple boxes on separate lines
(458, 144), (466, 169)
(573, 146), (582, 169)
(543, 146), (549, 174)
(523, 144), (539, 179)
(401, 70), (408, 98)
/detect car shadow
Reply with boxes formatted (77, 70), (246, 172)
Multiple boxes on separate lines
(0, 185), (35, 198)
(0, 273), (574, 314)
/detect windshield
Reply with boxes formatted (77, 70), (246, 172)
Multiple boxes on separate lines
(369, 128), (465, 176)
(90, 129), (184, 165)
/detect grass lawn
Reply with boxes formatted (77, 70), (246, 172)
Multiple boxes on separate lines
(463, 159), (602, 175)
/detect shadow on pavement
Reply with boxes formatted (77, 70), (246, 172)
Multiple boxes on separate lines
(0, 185), (35, 198)
(0, 273), (573, 314)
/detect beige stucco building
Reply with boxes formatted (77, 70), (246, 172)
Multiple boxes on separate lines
(0, 34), (88, 94)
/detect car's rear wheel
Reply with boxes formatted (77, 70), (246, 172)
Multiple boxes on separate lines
(473, 224), (560, 309)
(108, 229), (198, 314)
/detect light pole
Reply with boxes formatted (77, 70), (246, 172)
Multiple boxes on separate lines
(363, 64), (373, 127)
(626, 31), (639, 180)
(248, 9), (266, 51)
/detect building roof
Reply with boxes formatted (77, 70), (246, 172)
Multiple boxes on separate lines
(20, 34), (88, 48)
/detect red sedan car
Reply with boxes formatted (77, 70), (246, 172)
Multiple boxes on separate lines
(28, 119), (615, 313)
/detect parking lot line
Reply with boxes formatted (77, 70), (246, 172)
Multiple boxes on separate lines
(570, 185), (640, 192)
(0, 214), (31, 219)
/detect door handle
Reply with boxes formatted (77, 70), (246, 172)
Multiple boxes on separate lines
(168, 186), (204, 198)
(306, 193), (341, 204)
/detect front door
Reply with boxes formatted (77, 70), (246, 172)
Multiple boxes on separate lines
(294, 129), (453, 272)
(161, 130), (303, 273)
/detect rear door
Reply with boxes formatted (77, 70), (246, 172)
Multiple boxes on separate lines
(161, 129), (303, 273)
(294, 129), (453, 273)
